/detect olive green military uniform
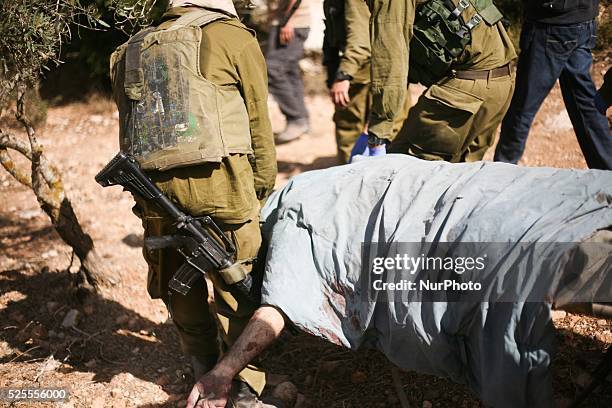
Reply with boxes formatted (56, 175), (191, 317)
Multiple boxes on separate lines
(368, 0), (517, 162)
(333, 0), (411, 164)
(110, 6), (276, 395)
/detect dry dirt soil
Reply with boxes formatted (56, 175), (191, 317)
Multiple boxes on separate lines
(0, 59), (611, 408)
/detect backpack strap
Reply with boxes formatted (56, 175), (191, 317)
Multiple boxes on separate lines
(124, 27), (155, 101)
(170, 8), (233, 29)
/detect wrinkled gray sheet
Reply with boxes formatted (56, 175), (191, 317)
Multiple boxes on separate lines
(259, 155), (612, 407)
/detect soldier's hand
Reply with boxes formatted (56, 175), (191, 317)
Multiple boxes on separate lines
(331, 80), (351, 107)
(279, 23), (295, 45)
(186, 370), (232, 408)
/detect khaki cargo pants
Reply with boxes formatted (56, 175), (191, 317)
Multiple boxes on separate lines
(135, 158), (266, 395)
(334, 82), (411, 164)
(389, 72), (515, 162)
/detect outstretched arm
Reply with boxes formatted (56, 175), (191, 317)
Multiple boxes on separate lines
(186, 306), (286, 408)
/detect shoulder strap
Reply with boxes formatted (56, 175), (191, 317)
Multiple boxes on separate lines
(171, 8), (233, 29)
(124, 27), (155, 100)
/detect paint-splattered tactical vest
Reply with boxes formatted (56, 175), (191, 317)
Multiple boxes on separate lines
(409, 0), (504, 86)
(110, 9), (252, 171)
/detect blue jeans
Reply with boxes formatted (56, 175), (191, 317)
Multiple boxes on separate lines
(494, 19), (612, 170)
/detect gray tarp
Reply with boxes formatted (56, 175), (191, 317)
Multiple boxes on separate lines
(259, 155), (612, 408)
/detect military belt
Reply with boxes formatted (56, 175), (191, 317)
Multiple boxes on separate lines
(451, 62), (514, 80)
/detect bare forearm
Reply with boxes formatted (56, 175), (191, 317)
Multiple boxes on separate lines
(212, 306), (286, 379)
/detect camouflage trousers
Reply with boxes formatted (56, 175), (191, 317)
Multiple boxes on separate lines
(390, 72), (515, 162)
(135, 156), (266, 395)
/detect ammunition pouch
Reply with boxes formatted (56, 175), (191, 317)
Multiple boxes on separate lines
(409, 0), (504, 86)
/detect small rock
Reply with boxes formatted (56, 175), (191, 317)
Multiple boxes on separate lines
(350, 370), (367, 384)
(41, 249), (59, 259)
(61, 309), (80, 328)
(271, 381), (298, 406)
(597, 319), (608, 326)
(551, 310), (567, 320)
(18, 209), (41, 220)
(423, 401), (433, 408)
(131, 347), (140, 354)
(85, 359), (97, 368)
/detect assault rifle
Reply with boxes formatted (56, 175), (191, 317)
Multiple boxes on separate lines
(95, 152), (255, 301)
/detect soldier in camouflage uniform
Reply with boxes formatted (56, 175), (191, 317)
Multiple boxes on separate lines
(324, 0), (411, 163)
(110, 1), (277, 405)
(367, 0), (517, 163)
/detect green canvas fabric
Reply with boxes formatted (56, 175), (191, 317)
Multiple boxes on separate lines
(111, 8), (252, 171)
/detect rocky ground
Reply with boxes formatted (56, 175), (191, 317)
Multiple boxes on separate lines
(0, 58), (611, 407)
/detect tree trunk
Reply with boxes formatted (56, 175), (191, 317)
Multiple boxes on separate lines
(0, 93), (119, 290)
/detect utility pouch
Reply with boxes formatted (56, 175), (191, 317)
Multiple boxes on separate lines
(409, 0), (504, 86)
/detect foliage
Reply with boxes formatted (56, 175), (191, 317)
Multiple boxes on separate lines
(0, 0), (96, 107)
(0, 0), (168, 106)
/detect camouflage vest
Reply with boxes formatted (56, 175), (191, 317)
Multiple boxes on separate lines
(110, 9), (252, 171)
(409, 0), (504, 86)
